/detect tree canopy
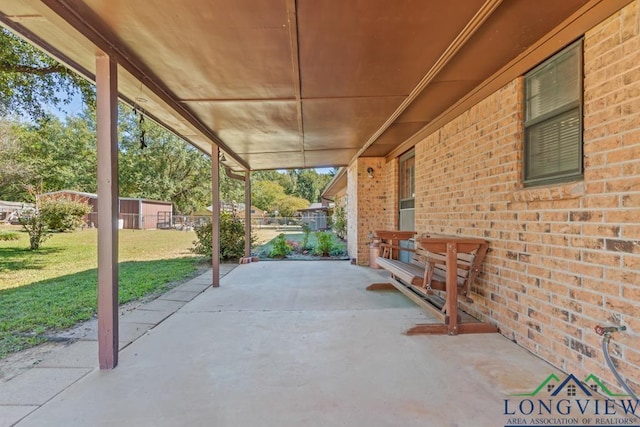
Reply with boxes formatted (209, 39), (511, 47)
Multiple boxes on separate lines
(0, 28), (95, 119)
(117, 108), (212, 214)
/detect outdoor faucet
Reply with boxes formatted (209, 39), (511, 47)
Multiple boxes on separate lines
(596, 323), (637, 400)
(594, 324), (626, 336)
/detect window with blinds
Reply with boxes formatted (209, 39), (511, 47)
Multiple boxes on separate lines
(524, 39), (583, 186)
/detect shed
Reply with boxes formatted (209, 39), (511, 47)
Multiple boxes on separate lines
(297, 203), (329, 231)
(40, 191), (173, 230)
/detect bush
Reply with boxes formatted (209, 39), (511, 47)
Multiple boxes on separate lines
(191, 211), (254, 260)
(333, 202), (347, 240)
(39, 197), (91, 232)
(330, 244), (347, 257)
(269, 233), (292, 258)
(0, 230), (19, 241)
(20, 214), (51, 250)
(314, 231), (334, 257)
(286, 239), (300, 253)
(301, 223), (312, 250)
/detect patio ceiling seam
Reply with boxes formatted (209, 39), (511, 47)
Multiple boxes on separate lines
(39, 0), (250, 170)
(180, 98), (297, 103)
(285, 0), (306, 167)
(350, 0), (503, 163)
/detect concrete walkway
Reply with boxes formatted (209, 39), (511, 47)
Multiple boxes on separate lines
(2, 261), (558, 426)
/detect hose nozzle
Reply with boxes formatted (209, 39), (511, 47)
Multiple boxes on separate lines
(595, 325), (627, 336)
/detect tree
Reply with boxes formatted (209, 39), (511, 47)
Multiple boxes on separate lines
(251, 180), (286, 213)
(251, 169), (334, 205)
(272, 195), (309, 218)
(251, 170), (293, 194)
(296, 169), (322, 203)
(0, 28), (95, 119)
(118, 108), (212, 214)
(18, 186), (50, 250)
(0, 119), (33, 201)
(0, 115), (97, 202)
(219, 166), (245, 205)
(20, 213), (50, 251)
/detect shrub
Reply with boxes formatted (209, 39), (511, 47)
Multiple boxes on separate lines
(301, 223), (312, 250)
(330, 244), (346, 257)
(191, 211), (255, 260)
(0, 230), (19, 241)
(20, 214), (51, 250)
(39, 197), (91, 232)
(286, 239), (300, 253)
(314, 231), (334, 257)
(192, 221), (212, 257)
(269, 233), (292, 258)
(333, 202), (347, 240)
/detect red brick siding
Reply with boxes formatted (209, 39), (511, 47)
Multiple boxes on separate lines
(348, 158), (390, 264)
(387, 2), (640, 392)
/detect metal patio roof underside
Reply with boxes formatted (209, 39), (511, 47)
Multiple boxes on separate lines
(0, 0), (623, 171)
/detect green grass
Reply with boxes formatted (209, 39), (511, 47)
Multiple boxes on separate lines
(0, 231), (19, 241)
(0, 227), (198, 290)
(0, 226), (206, 359)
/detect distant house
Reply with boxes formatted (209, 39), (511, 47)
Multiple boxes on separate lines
(238, 205), (266, 223)
(298, 202), (330, 231)
(39, 190), (173, 230)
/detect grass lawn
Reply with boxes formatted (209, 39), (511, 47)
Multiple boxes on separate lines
(0, 226), (206, 359)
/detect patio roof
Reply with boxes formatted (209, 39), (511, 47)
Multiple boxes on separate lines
(0, 0), (623, 171)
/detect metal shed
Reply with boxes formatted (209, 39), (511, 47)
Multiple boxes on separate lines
(40, 190), (173, 230)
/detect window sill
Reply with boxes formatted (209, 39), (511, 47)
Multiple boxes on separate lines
(510, 181), (585, 203)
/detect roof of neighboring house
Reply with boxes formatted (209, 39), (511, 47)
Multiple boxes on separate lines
(298, 203), (328, 212)
(122, 198), (172, 205)
(39, 190), (98, 199)
(321, 168), (347, 199)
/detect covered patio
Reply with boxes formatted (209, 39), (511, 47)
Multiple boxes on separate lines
(1, 261), (556, 426)
(1, 0), (639, 421)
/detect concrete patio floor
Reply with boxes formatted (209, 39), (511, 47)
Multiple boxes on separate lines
(2, 261), (562, 426)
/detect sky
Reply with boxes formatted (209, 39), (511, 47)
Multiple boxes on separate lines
(47, 91), (84, 120)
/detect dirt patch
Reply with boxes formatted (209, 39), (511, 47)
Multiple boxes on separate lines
(0, 341), (64, 383)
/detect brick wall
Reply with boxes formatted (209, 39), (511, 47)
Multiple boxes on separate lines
(391, 2), (640, 392)
(382, 158), (399, 230)
(346, 162), (358, 261)
(347, 158), (391, 264)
